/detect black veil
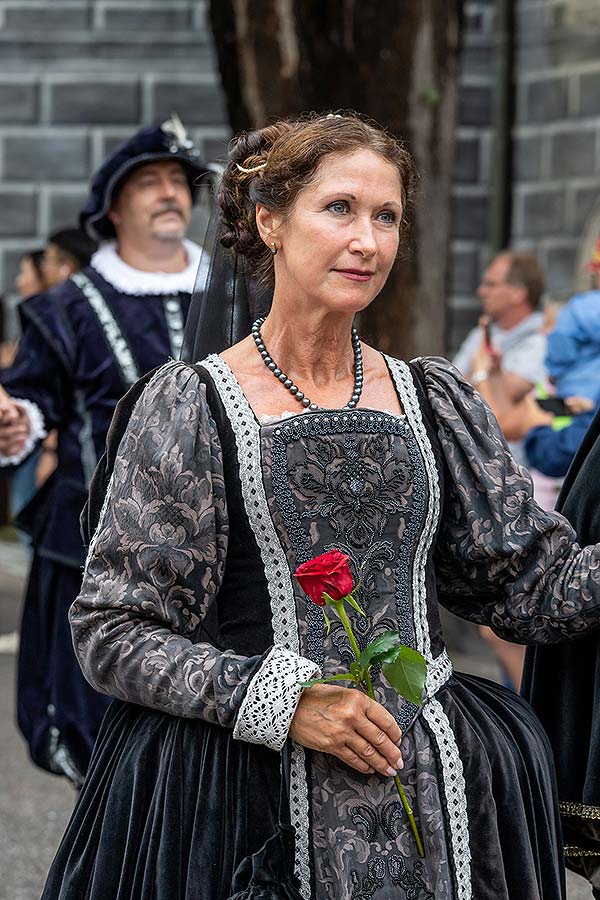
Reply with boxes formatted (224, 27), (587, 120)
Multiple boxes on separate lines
(181, 185), (272, 363)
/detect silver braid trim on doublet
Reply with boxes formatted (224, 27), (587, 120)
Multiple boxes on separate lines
(386, 356), (472, 900)
(72, 271), (140, 388)
(233, 646), (320, 751)
(163, 297), (185, 360)
(199, 354), (314, 900)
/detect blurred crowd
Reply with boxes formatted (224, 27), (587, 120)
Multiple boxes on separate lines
(451, 242), (600, 689)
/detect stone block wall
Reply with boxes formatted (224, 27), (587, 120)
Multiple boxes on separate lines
(448, 0), (600, 352)
(4, 0), (599, 351)
(447, 0), (498, 351)
(510, 0), (600, 297)
(0, 0), (229, 311)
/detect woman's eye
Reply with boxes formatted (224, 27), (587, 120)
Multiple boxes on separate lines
(377, 210), (397, 224)
(327, 200), (349, 215)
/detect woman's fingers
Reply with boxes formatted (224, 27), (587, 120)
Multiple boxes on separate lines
(363, 695), (402, 745)
(290, 684), (404, 776)
(353, 717), (404, 772)
(343, 731), (402, 776)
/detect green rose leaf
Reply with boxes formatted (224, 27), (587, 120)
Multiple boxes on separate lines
(382, 646), (427, 707)
(358, 631), (402, 672)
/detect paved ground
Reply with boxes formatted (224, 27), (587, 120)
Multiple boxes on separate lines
(0, 537), (593, 898)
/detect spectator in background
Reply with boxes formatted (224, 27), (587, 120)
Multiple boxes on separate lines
(42, 228), (97, 288)
(453, 251), (548, 692)
(545, 235), (600, 403)
(1, 249), (47, 369)
(15, 249), (47, 302)
(453, 251), (547, 464)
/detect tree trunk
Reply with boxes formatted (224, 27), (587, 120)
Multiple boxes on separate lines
(210, 0), (462, 358)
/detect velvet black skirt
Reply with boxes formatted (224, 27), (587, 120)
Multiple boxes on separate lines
(17, 554), (111, 784)
(40, 700), (304, 900)
(41, 669), (566, 900)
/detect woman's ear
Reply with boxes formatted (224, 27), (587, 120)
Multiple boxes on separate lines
(255, 204), (282, 248)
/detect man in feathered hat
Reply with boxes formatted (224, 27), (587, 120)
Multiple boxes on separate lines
(0, 116), (208, 783)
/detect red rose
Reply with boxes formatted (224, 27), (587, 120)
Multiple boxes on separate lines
(294, 550), (355, 606)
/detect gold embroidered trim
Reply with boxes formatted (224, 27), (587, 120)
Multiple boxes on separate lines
(560, 801), (600, 820)
(564, 845), (600, 858)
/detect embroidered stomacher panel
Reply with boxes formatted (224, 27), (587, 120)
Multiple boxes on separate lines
(268, 407), (425, 732)
(386, 356), (473, 900)
(199, 354), (313, 900)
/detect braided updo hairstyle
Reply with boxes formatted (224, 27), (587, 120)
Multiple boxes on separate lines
(218, 112), (416, 286)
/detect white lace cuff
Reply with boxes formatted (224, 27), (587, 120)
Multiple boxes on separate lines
(0, 398), (47, 467)
(233, 645), (320, 751)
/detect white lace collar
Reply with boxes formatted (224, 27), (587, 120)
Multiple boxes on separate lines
(90, 239), (203, 295)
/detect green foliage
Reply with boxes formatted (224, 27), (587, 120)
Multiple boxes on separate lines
(382, 646), (427, 707)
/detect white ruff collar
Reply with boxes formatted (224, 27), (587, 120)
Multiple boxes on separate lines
(90, 239), (203, 295)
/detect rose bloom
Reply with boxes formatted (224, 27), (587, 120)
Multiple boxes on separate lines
(294, 549), (355, 606)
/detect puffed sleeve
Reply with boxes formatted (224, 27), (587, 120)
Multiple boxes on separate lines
(71, 361), (319, 747)
(422, 357), (600, 644)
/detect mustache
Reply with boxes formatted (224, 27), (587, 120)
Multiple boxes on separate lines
(151, 202), (185, 220)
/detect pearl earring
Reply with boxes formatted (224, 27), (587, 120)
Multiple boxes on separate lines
(270, 241), (277, 256)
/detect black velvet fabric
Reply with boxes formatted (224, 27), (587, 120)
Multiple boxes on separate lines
(448, 673), (565, 899)
(17, 555), (110, 781)
(522, 407), (600, 877)
(228, 826), (303, 899)
(41, 701), (285, 900)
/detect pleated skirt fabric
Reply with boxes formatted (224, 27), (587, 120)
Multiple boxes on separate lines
(17, 555), (110, 783)
(41, 701), (288, 900)
(41, 674), (566, 900)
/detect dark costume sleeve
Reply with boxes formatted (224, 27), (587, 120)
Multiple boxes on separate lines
(0, 293), (74, 466)
(522, 406), (600, 886)
(1, 293), (75, 425)
(524, 411), (596, 478)
(70, 361), (318, 749)
(421, 356), (600, 644)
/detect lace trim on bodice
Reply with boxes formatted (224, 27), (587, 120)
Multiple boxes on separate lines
(199, 353), (313, 899)
(386, 356), (472, 899)
(259, 409), (405, 425)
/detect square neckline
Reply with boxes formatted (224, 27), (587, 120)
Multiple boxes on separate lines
(213, 352), (406, 429)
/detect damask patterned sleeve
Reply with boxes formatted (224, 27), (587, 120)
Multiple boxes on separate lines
(422, 356), (600, 644)
(70, 361), (265, 727)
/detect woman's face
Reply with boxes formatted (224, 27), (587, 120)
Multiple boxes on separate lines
(15, 256), (45, 299)
(266, 149), (403, 316)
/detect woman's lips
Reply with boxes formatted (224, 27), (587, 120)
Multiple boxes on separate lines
(334, 269), (374, 282)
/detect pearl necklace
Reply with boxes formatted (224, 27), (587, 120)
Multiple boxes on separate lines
(251, 316), (363, 411)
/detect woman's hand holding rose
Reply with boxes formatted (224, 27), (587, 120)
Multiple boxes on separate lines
(290, 682), (403, 777)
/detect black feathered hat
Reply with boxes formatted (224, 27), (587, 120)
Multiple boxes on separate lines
(80, 114), (208, 240)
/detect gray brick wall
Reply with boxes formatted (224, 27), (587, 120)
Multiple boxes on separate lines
(510, 0), (600, 298)
(5, 0), (599, 354)
(0, 0), (229, 304)
(447, 0), (498, 352)
(449, 0), (600, 354)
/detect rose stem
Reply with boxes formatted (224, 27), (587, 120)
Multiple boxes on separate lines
(334, 597), (425, 859)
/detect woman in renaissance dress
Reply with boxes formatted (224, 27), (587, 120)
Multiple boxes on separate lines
(42, 113), (600, 900)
